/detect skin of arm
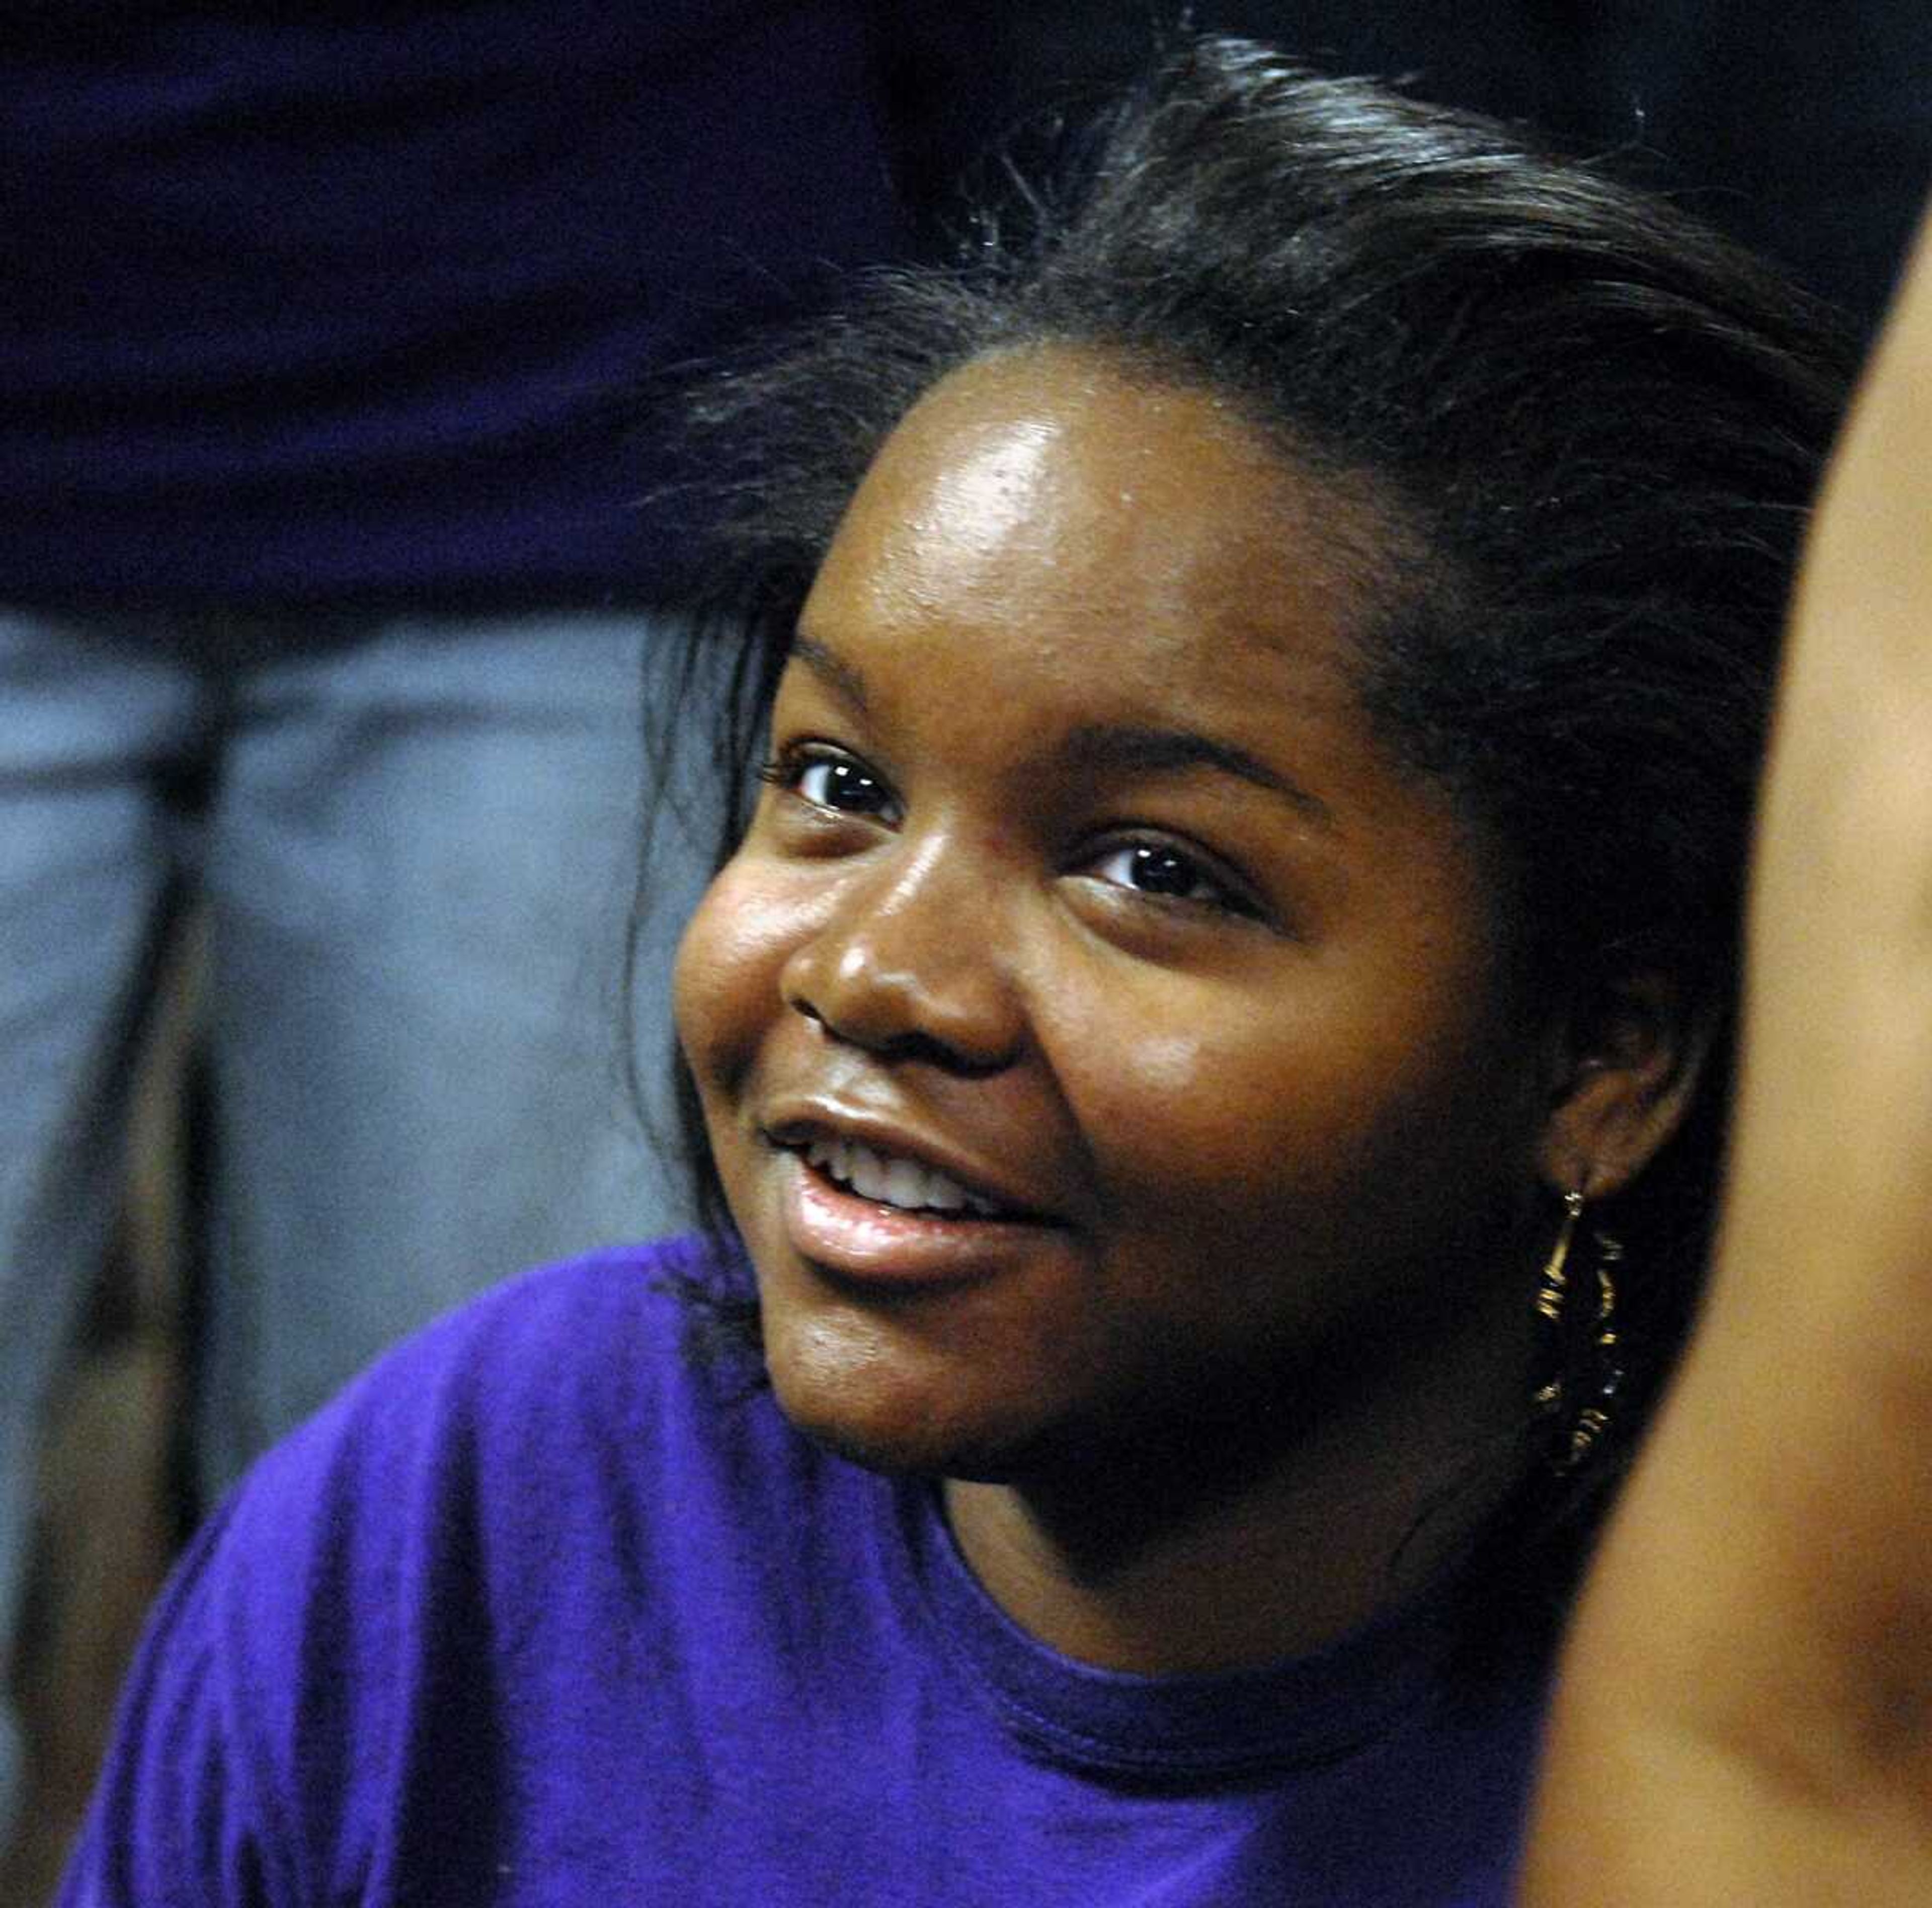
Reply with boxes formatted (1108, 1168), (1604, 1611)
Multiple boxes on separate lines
(1519, 201), (1932, 1905)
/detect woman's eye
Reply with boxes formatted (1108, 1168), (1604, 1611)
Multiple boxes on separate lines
(1088, 842), (1251, 914)
(768, 748), (901, 822)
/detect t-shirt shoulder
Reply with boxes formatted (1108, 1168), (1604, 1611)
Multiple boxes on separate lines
(58, 1233), (778, 1906)
(221, 1232), (765, 1607)
(247, 1232), (744, 1484)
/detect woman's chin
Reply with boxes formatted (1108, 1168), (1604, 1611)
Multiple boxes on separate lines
(763, 1328), (1039, 1481)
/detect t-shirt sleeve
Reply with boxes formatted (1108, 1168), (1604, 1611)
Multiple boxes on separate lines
(52, 1297), (500, 1907)
(55, 1495), (307, 1908)
(53, 1278), (486, 1906)
(52, 1242), (716, 1907)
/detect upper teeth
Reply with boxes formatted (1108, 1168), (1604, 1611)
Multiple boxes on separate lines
(803, 1135), (1000, 1216)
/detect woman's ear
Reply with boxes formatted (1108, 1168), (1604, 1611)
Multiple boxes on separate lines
(1538, 958), (1716, 1200)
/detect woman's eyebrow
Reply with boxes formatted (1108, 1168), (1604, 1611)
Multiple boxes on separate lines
(788, 634), (1332, 826)
(789, 632), (869, 712)
(1062, 723), (1335, 827)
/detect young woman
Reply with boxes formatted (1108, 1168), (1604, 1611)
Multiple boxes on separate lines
(60, 40), (1865, 1905)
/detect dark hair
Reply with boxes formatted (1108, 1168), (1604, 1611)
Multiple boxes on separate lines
(641, 36), (1856, 1613)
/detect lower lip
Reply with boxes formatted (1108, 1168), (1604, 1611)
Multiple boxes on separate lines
(778, 1153), (1051, 1290)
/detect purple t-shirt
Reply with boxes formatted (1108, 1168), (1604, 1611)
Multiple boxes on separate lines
(62, 1237), (1549, 1905)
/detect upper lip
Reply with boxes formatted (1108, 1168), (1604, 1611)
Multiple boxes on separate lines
(758, 1095), (1063, 1224)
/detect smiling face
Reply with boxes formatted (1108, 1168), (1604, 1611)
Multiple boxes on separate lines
(674, 347), (1565, 1496)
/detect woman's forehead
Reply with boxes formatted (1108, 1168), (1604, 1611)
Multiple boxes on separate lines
(848, 345), (1345, 537)
(811, 344), (1397, 676)
(790, 347), (1480, 867)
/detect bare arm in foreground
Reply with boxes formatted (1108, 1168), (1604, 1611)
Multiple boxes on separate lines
(1521, 202), (1932, 1904)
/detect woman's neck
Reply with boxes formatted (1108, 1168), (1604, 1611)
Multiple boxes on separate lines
(941, 1325), (1534, 1675)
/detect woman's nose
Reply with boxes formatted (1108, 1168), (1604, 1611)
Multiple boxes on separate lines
(778, 831), (1023, 1071)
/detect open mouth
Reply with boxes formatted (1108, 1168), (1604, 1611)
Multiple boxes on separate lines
(799, 1133), (1006, 1218)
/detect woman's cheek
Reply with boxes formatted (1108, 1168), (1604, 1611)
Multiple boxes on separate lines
(672, 854), (829, 1090)
(1045, 966), (1285, 1169)
(674, 861), (772, 1087)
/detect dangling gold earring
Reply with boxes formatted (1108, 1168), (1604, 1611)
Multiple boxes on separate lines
(1533, 1188), (1626, 1474)
(1533, 1188), (1584, 1331)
